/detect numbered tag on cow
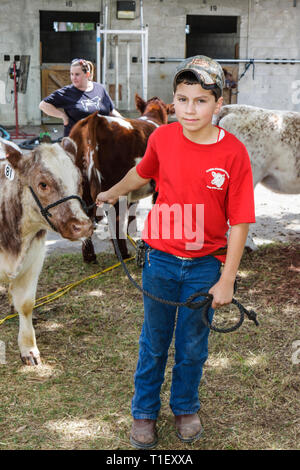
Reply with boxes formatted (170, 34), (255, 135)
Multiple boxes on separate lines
(5, 163), (14, 181)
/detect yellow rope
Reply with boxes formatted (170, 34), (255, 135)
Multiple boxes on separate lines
(0, 254), (135, 326)
(0, 313), (17, 325)
(126, 234), (137, 248)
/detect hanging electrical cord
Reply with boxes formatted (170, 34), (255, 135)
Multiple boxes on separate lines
(239, 59), (255, 80)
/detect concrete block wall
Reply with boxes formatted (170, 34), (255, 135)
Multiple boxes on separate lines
(0, 0), (101, 127)
(109, 0), (300, 112)
(0, 0), (299, 126)
(238, 0), (300, 109)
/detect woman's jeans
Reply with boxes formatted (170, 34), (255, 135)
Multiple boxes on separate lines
(131, 246), (221, 419)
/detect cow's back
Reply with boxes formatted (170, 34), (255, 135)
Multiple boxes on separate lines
(71, 112), (155, 190)
(215, 105), (300, 193)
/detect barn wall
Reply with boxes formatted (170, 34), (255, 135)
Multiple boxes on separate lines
(117, 0), (300, 111)
(0, 0), (101, 127)
(0, 0), (299, 126)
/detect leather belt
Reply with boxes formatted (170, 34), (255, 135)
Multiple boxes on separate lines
(175, 246), (227, 260)
(209, 246), (227, 256)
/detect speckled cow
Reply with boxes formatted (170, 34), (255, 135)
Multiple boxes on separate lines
(215, 104), (300, 248)
(0, 138), (93, 365)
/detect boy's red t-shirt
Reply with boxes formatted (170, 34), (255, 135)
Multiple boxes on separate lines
(136, 122), (256, 262)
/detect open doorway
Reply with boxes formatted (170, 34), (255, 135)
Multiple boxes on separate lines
(40, 10), (100, 121)
(186, 15), (239, 104)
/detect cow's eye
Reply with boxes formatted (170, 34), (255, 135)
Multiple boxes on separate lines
(38, 182), (48, 190)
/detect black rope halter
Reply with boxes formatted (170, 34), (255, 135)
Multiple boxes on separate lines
(29, 186), (95, 232)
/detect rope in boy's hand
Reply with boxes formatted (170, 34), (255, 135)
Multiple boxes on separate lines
(104, 208), (259, 334)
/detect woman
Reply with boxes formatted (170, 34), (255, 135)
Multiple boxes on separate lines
(39, 58), (122, 136)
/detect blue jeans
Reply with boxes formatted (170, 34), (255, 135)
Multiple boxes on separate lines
(131, 246), (221, 419)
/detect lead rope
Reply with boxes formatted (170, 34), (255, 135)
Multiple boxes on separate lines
(104, 208), (259, 333)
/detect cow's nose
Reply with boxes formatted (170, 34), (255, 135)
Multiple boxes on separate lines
(72, 223), (83, 233)
(70, 219), (93, 238)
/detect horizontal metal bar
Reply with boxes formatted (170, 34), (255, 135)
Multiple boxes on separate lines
(99, 29), (147, 35)
(217, 59), (300, 64)
(148, 57), (300, 64)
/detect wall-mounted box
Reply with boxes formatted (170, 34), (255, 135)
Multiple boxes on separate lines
(116, 1), (136, 19)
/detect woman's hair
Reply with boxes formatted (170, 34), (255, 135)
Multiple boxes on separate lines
(71, 59), (94, 81)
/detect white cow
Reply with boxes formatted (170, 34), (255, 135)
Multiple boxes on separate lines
(214, 104), (300, 248)
(0, 138), (93, 365)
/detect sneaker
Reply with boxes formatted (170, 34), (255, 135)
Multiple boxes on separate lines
(175, 413), (203, 443)
(130, 418), (158, 449)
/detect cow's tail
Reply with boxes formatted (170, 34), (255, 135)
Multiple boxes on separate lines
(213, 105), (234, 126)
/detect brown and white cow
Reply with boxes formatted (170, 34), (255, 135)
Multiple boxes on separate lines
(70, 94), (174, 263)
(0, 137), (93, 365)
(214, 104), (300, 248)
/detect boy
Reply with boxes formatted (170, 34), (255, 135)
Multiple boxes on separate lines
(96, 56), (255, 449)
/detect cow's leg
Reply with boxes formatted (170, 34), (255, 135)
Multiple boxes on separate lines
(82, 236), (98, 264)
(79, 173), (98, 263)
(17, 298), (40, 366)
(11, 244), (46, 365)
(8, 285), (15, 314)
(245, 177), (261, 251)
(113, 201), (130, 259)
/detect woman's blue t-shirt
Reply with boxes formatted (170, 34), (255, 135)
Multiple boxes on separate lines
(43, 82), (114, 136)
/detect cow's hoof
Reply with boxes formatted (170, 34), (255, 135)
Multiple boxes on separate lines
(83, 256), (98, 264)
(20, 352), (41, 366)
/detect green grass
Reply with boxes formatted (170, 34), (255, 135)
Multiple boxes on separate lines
(0, 243), (299, 450)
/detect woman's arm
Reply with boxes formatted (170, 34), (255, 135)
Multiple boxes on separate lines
(96, 167), (150, 206)
(209, 223), (249, 309)
(39, 101), (69, 126)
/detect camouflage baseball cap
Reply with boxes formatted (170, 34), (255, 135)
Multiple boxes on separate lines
(173, 55), (225, 96)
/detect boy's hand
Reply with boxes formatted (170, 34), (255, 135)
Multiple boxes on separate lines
(95, 191), (118, 207)
(208, 278), (234, 309)
(95, 167), (149, 208)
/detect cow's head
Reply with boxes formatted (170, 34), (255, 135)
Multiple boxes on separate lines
(135, 94), (175, 124)
(0, 137), (93, 241)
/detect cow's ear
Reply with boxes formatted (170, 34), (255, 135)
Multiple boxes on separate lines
(166, 103), (175, 115)
(135, 94), (146, 114)
(0, 138), (23, 169)
(61, 137), (77, 162)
